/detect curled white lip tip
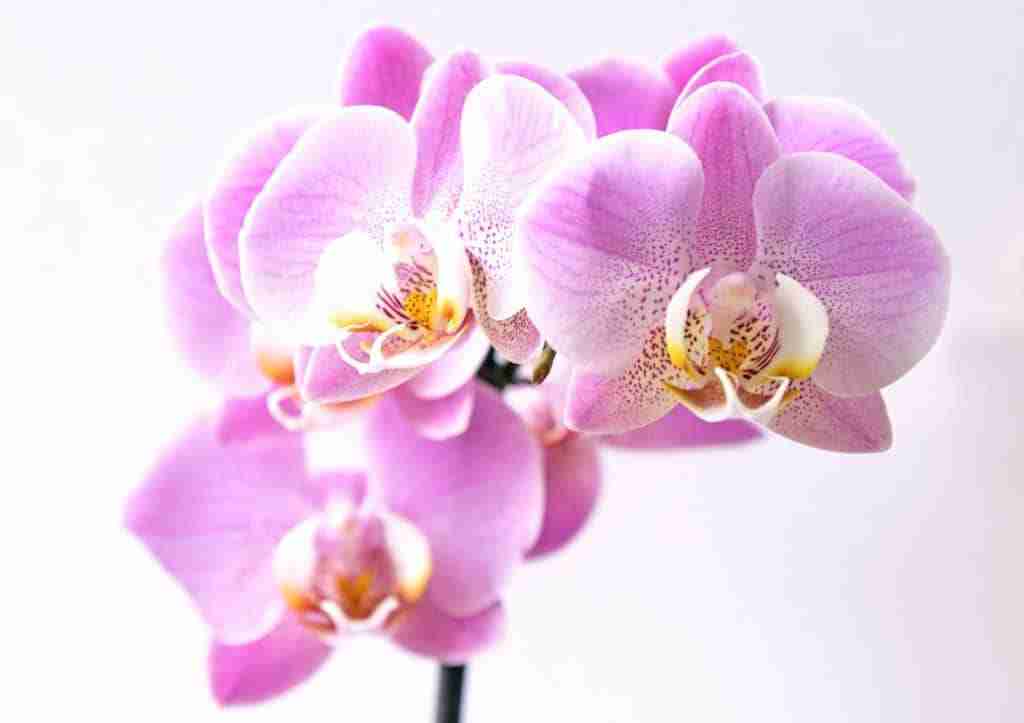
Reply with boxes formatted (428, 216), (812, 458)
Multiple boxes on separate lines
(266, 385), (310, 431)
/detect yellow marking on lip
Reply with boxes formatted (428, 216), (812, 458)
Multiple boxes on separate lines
(328, 311), (391, 333)
(402, 288), (438, 328)
(763, 357), (819, 381)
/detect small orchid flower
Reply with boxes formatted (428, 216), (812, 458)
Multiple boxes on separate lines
(571, 36), (916, 202)
(222, 42), (590, 407)
(520, 84), (950, 452)
(125, 388), (544, 705)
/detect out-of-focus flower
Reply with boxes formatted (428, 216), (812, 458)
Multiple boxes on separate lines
(520, 85), (949, 452)
(124, 387), (544, 705)
(570, 35), (916, 201)
(505, 357), (760, 557)
(208, 32), (591, 406)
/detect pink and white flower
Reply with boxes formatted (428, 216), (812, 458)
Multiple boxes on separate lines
(124, 388), (544, 705)
(519, 84), (949, 452)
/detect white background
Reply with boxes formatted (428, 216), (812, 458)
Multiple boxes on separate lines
(3, 1), (1022, 720)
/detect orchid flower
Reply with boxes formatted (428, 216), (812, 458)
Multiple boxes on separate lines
(217, 39), (591, 407)
(124, 388), (544, 705)
(571, 35), (916, 202)
(520, 84), (949, 452)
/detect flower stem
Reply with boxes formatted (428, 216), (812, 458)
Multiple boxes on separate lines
(475, 347), (519, 390)
(434, 664), (466, 723)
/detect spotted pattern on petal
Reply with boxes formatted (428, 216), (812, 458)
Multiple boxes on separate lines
(468, 255), (542, 363)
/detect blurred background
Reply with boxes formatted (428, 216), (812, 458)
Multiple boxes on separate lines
(2, 1), (1021, 720)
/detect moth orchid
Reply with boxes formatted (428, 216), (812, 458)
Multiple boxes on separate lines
(125, 389), (544, 705)
(218, 37), (591, 406)
(520, 83), (949, 452)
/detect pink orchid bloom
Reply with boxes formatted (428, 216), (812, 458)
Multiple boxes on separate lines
(124, 387), (544, 705)
(506, 357), (760, 558)
(212, 33), (592, 407)
(520, 84), (950, 452)
(571, 35), (916, 202)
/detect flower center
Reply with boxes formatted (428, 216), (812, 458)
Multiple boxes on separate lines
(273, 500), (431, 641)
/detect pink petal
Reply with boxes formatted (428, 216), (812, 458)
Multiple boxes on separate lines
(753, 152), (950, 396)
(205, 108), (325, 316)
(677, 51), (766, 104)
(393, 381), (476, 441)
(768, 380), (892, 452)
(667, 82), (781, 270)
(764, 96), (916, 200)
(601, 405), (762, 449)
(459, 74), (586, 323)
(390, 599), (505, 663)
(338, 26), (433, 120)
(365, 382), (544, 617)
(497, 60), (597, 139)
(411, 51), (491, 220)
(569, 58), (677, 136)
(162, 203), (265, 395)
(209, 616), (331, 706)
(293, 341), (419, 404)
(526, 435), (601, 559)
(123, 405), (314, 643)
(564, 330), (684, 435)
(520, 130), (704, 375)
(663, 34), (740, 92)
(470, 261), (543, 363)
(215, 394), (294, 444)
(405, 322), (490, 399)
(240, 107), (417, 327)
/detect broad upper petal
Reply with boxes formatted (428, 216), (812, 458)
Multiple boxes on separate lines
(459, 74), (586, 321)
(338, 26), (433, 120)
(753, 152), (950, 396)
(497, 60), (597, 140)
(764, 96), (916, 200)
(163, 203), (265, 395)
(663, 34), (739, 92)
(389, 599), (505, 663)
(768, 380), (892, 452)
(124, 404), (314, 643)
(209, 617), (331, 706)
(526, 435), (601, 559)
(240, 107), (416, 335)
(668, 82), (781, 270)
(411, 51), (491, 220)
(365, 382), (544, 616)
(205, 108), (326, 316)
(520, 130), (704, 374)
(569, 58), (677, 136)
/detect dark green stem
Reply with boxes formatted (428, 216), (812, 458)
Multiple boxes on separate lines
(434, 664), (466, 723)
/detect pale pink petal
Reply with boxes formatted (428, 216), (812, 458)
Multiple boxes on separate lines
(564, 329), (687, 435)
(240, 107), (417, 328)
(764, 96), (916, 200)
(124, 405), (313, 643)
(215, 394), (293, 444)
(405, 322), (489, 399)
(162, 203), (265, 395)
(526, 435), (601, 559)
(293, 341), (419, 404)
(338, 26), (433, 120)
(677, 51), (765, 103)
(667, 82), (781, 270)
(393, 381), (476, 441)
(390, 599), (505, 663)
(753, 152), (950, 396)
(411, 51), (491, 220)
(497, 60), (597, 139)
(365, 382), (544, 616)
(459, 74), (586, 322)
(569, 58), (677, 136)
(601, 405), (761, 449)
(768, 380), (892, 452)
(205, 108), (326, 316)
(209, 617), (331, 706)
(520, 130), (704, 374)
(663, 34), (740, 92)
(471, 290), (543, 364)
